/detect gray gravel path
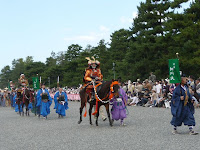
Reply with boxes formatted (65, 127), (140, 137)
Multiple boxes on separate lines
(0, 101), (200, 150)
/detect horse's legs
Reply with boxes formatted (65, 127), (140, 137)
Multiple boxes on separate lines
(25, 103), (27, 116)
(22, 103), (24, 116)
(38, 105), (41, 118)
(28, 102), (30, 116)
(105, 103), (113, 126)
(28, 107), (29, 116)
(18, 103), (21, 116)
(89, 103), (93, 125)
(26, 102), (29, 116)
(78, 101), (85, 124)
(95, 102), (100, 126)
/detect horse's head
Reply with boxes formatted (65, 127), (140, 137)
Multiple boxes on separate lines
(110, 80), (120, 98)
(16, 89), (23, 99)
(24, 89), (34, 102)
(24, 88), (30, 97)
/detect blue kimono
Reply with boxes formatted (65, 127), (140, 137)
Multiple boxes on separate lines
(10, 93), (14, 108)
(171, 84), (195, 126)
(12, 94), (16, 107)
(36, 89), (52, 117)
(14, 95), (22, 112)
(54, 91), (69, 116)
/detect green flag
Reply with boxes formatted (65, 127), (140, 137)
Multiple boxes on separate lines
(32, 77), (40, 90)
(8, 82), (11, 90)
(168, 59), (181, 83)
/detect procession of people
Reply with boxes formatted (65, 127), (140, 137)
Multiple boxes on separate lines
(1, 57), (200, 135)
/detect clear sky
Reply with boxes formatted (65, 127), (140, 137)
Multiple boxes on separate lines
(0, 0), (192, 71)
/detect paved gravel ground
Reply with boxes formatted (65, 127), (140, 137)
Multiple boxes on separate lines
(0, 101), (200, 150)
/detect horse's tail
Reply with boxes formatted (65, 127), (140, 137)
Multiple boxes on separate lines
(80, 88), (87, 117)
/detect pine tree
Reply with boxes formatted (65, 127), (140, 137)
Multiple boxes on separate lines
(129, 0), (172, 80)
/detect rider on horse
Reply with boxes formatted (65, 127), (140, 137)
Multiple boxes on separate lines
(18, 74), (29, 91)
(84, 56), (103, 101)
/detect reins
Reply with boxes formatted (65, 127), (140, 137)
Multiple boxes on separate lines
(92, 80), (119, 104)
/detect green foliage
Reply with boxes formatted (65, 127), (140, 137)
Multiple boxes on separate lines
(0, 0), (200, 88)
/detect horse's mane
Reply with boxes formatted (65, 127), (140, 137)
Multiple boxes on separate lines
(97, 80), (112, 98)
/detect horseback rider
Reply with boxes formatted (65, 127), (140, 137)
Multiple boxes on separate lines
(84, 57), (103, 101)
(18, 74), (29, 89)
(84, 56), (103, 83)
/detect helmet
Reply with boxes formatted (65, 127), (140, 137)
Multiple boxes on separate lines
(85, 56), (100, 68)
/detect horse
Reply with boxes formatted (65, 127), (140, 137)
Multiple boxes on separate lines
(78, 80), (120, 126)
(22, 88), (34, 116)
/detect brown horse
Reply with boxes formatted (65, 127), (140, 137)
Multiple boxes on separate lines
(22, 89), (34, 116)
(78, 80), (120, 126)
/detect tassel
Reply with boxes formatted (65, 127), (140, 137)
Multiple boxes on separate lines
(92, 99), (98, 115)
(84, 110), (87, 117)
(83, 102), (87, 117)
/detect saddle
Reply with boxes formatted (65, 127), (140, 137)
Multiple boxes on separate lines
(84, 81), (102, 93)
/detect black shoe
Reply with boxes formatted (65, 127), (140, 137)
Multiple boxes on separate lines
(103, 118), (107, 121)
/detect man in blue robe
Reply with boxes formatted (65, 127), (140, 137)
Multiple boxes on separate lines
(10, 89), (14, 108)
(171, 75), (198, 135)
(13, 92), (22, 113)
(54, 87), (69, 118)
(36, 83), (52, 119)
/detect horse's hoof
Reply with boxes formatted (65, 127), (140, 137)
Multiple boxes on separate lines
(78, 120), (82, 124)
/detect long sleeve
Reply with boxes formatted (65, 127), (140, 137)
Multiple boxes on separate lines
(54, 92), (59, 109)
(36, 90), (42, 107)
(63, 92), (69, 110)
(84, 70), (92, 81)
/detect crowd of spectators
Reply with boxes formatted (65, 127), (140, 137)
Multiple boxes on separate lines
(1, 73), (200, 109)
(123, 73), (200, 109)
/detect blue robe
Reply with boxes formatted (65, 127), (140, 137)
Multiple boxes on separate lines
(10, 93), (14, 108)
(171, 85), (195, 126)
(54, 91), (69, 116)
(36, 89), (52, 117)
(14, 95), (22, 112)
(12, 94), (16, 107)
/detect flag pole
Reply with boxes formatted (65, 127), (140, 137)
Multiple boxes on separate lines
(57, 76), (59, 88)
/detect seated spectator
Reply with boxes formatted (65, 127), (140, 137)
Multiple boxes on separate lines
(157, 95), (165, 108)
(141, 90), (151, 106)
(196, 78), (200, 97)
(127, 92), (132, 104)
(128, 93), (139, 106)
(150, 89), (157, 107)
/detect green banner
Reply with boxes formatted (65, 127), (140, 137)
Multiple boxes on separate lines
(168, 59), (181, 83)
(8, 82), (11, 90)
(32, 77), (40, 90)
